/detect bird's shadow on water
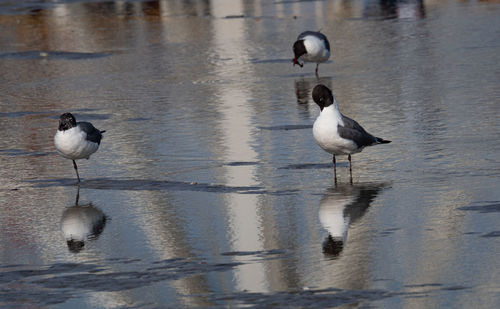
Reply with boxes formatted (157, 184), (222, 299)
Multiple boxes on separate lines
(27, 178), (298, 195)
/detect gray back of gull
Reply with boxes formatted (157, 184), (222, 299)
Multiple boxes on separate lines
(78, 122), (103, 145)
(337, 115), (378, 148)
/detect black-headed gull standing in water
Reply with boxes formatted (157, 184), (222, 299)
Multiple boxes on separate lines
(293, 31), (331, 76)
(312, 85), (391, 182)
(54, 113), (105, 183)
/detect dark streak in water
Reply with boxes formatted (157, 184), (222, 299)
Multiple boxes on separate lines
(440, 286), (469, 291)
(0, 259), (241, 306)
(46, 113), (111, 121)
(210, 288), (393, 308)
(0, 111), (48, 118)
(274, 0), (324, 4)
(259, 124), (312, 131)
(27, 178), (298, 196)
(0, 50), (111, 60)
(224, 161), (258, 166)
(0, 110), (108, 121)
(224, 14), (245, 19)
(279, 163), (339, 170)
(221, 249), (287, 257)
(458, 201), (500, 213)
(404, 283), (443, 288)
(251, 58), (294, 64)
(0, 149), (49, 157)
(0, 258), (475, 308)
(481, 231), (500, 238)
(125, 117), (152, 122)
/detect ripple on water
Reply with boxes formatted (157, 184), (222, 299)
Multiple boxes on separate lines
(458, 201), (500, 213)
(26, 178), (298, 196)
(0, 51), (112, 60)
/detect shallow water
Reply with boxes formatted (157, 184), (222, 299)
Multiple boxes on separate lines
(0, 0), (499, 308)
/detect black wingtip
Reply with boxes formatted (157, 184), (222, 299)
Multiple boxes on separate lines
(100, 130), (106, 134)
(377, 138), (391, 144)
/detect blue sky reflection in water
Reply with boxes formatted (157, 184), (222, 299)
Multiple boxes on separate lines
(0, 0), (499, 308)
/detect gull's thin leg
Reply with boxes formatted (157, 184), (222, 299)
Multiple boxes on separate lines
(72, 160), (81, 183)
(75, 185), (80, 205)
(333, 155), (337, 184)
(348, 154), (353, 184)
(315, 64), (319, 77)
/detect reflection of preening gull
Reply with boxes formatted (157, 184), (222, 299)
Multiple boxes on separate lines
(319, 185), (383, 256)
(292, 31), (331, 76)
(61, 204), (107, 253)
(54, 113), (105, 182)
(312, 85), (391, 182)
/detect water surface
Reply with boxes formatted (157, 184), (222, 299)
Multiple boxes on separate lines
(0, 0), (499, 308)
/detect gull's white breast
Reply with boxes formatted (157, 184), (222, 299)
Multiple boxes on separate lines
(54, 126), (99, 160)
(313, 107), (358, 155)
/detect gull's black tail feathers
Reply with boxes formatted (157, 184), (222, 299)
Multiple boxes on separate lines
(376, 137), (391, 144)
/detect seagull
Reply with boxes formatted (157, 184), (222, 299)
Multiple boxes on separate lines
(54, 113), (105, 182)
(312, 85), (391, 182)
(293, 31), (331, 76)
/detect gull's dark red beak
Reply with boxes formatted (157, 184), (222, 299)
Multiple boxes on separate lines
(293, 58), (303, 67)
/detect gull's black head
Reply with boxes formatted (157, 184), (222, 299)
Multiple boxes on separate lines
(312, 84), (334, 111)
(293, 39), (307, 66)
(59, 113), (77, 131)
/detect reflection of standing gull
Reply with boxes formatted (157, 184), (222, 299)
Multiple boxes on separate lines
(363, 0), (425, 20)
(319, 184), (383, 256)
(61, 199), (107, 253)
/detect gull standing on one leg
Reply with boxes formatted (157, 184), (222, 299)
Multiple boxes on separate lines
(54, 113), (105, 183)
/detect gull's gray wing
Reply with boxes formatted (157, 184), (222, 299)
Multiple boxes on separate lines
(78, 122), (103, 145)
(337, 115), (378, 148)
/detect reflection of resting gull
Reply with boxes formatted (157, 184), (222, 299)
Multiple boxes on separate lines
(61, 203), (107, 253)
(319, 184), (383, 256)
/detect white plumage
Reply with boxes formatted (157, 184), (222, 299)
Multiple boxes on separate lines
(293, 31), (331, 75)
(54, 126), (99, 160)
(313, 101), (360, 156)
(300, 34), (330, 64)
(54, 113), (104, 182)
